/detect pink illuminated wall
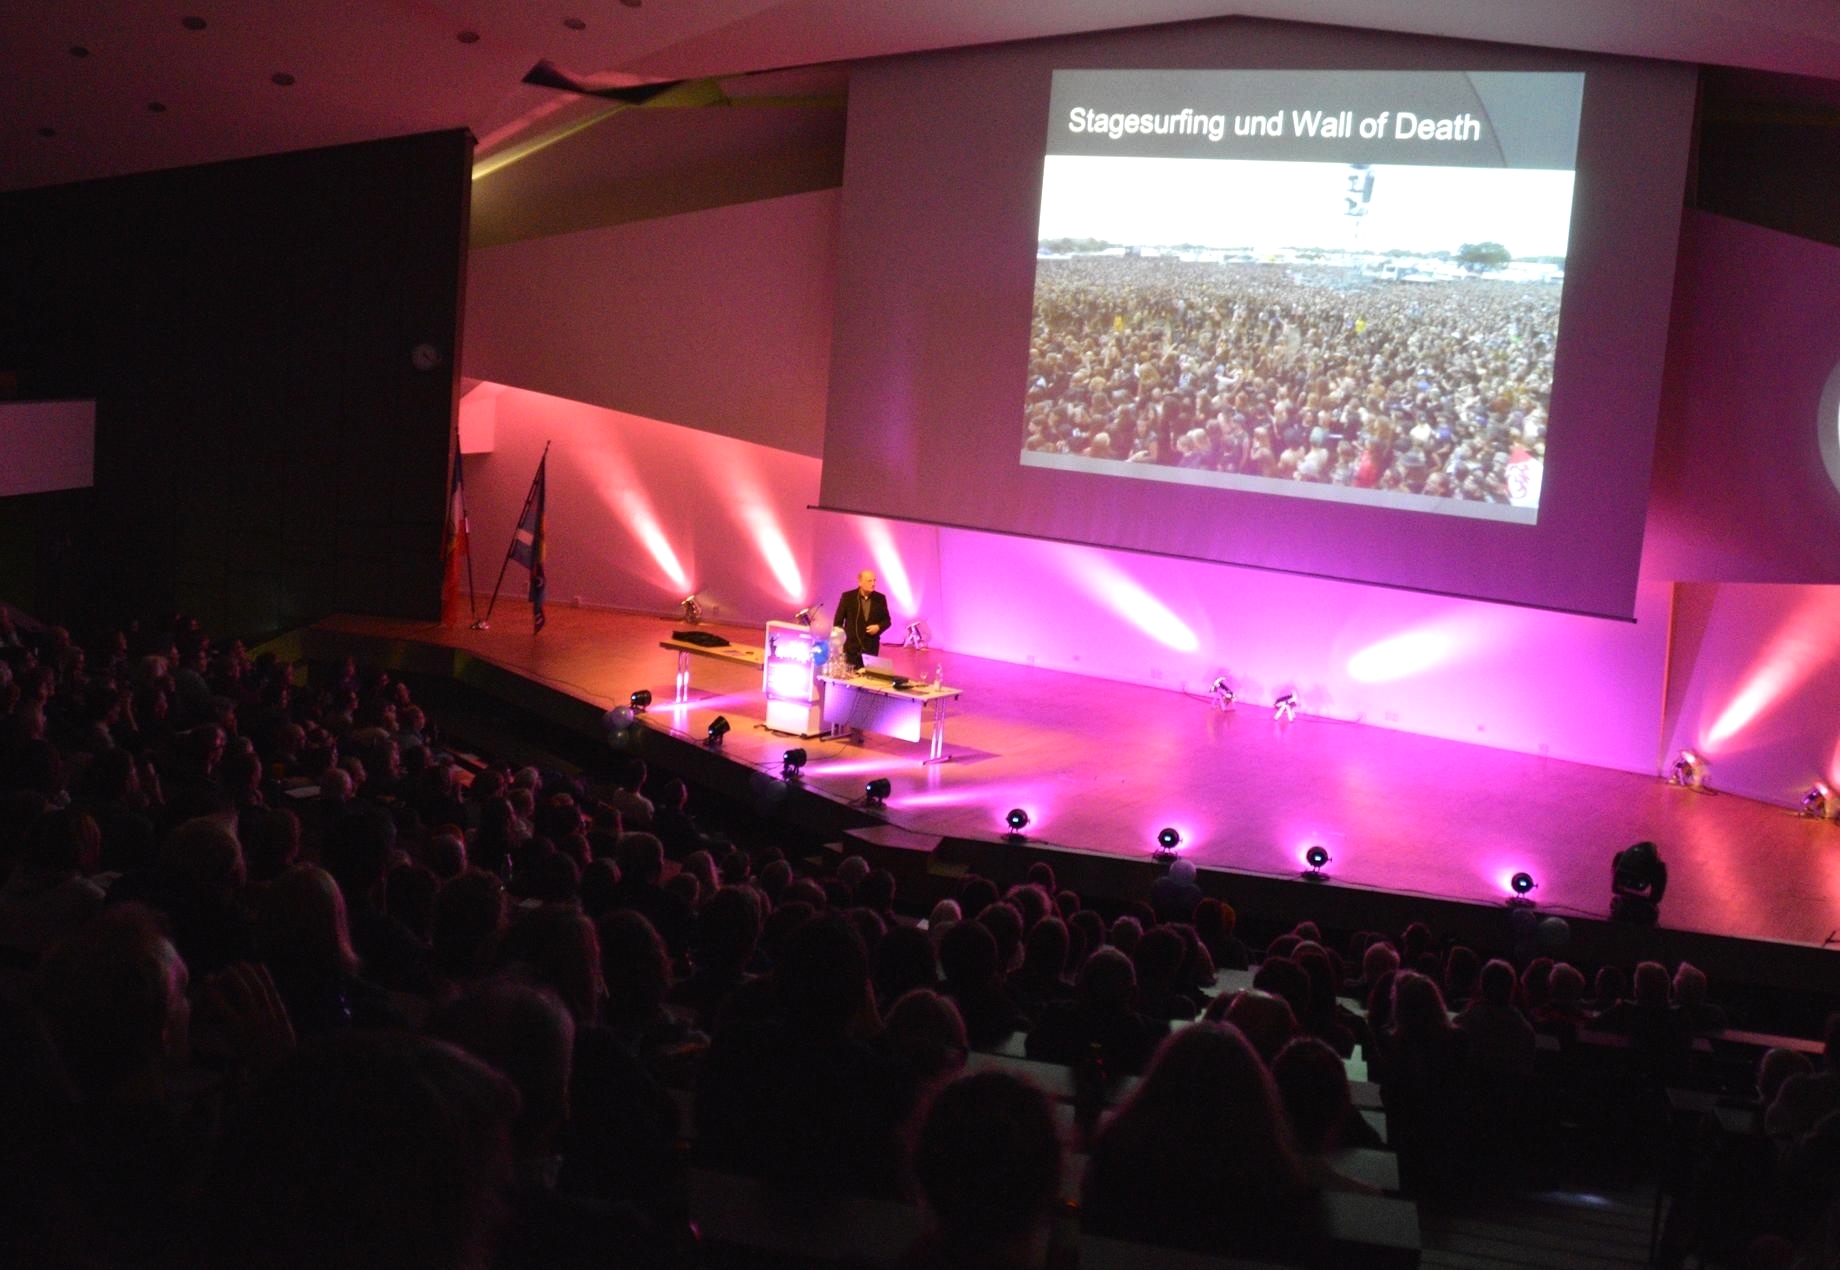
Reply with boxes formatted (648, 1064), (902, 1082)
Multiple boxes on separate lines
(924, 529), (1673, 772)
(810, 512), (943, 641)
(464, 190), (838, 457)
(460, 385), (820, 624)
(1663, 583), (1840, 806)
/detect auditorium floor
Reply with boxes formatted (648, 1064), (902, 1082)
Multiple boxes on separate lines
(311, 606), (1840, 961)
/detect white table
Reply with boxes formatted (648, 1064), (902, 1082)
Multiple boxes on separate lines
(658, 637), (763, 703)
(818, 672), (964, 763)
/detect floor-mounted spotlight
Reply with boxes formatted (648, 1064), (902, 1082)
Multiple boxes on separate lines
(704, 715), (730, 748)
(1302, 844), (1331, 881)
(1273, 692), (1299, 722)
(1004, 808), (1030, 842)
(903, 621), (929, 651)
(1802, 783), (1833, 819)
(1508, 871), (1538, 906)
(865, 777), (892, 808)
(1152, 826), (1182, 862)
(681, 594), (702, 624)
(1669, 749), (1707, 790)
(782, 747), (807, 780)
(629, 689), (653, 713)
(794, 604), (817, 626)
(1211, 677), (1236, 710)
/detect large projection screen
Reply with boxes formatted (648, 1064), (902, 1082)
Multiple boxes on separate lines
(820, 20), (1697, 619)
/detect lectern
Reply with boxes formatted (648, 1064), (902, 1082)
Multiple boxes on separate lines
(762, 621), (826, 737)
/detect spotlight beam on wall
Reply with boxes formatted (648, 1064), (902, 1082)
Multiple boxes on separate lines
(861, 518), (917, 613)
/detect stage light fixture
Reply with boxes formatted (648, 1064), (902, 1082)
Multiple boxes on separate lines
(902, 620), (929, 651)
(681, 594), (702, 624)
(1303, 844), (1331, 880)
(629, 689), (652, 713)
(794, 604), (817, 626)
(704, 715), (730, 747)
(865, 777), (892, 807)
(782, 747), (807, 778)
(1209, 677), (1236, 710)
(1509, 871), (1537, 905)
(1273, 692), (1298, 721)
(1802, 783), (1833, 819)
(1668, 749), (1706, 790)
(1152, 826), (1182, 861)
(1004, 808), (1030, 841)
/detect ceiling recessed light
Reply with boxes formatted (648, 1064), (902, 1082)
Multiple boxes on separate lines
(181, 16), (207, 31)
(69, 45), (91, 58)
(147, 101), (167, 113)
(271, 72), (296, 87)
(562, 16), (587, 30)
(457, 30), (480, 44)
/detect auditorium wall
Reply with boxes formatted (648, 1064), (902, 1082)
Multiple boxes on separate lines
(0, 129), (471, 635)
(464, 189), (837, 458)
(458, 385), (823, 626)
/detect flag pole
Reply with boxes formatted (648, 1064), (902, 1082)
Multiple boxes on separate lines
(480, 442), (549, 626)
(458, 446), (482, 628)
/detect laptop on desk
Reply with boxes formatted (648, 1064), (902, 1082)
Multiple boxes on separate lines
(858, 653), (900, 681)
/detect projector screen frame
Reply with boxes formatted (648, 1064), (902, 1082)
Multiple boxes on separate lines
(820, 18), (1698, 620)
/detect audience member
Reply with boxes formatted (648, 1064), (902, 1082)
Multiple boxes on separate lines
(905, 1070), (1062, 1270)
(208, 1031), (517, 1270)
(1083, 1022), (1318, 1259)
(1026, 946), (1164, 1076)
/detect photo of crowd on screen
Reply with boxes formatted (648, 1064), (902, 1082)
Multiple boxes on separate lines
(1019, 160), (1569, 512)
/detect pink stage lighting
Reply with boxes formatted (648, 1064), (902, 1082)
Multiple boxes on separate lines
(1345, 628), (1455, 683)
(861, 518), (918, 613)
(1071, 558), (1200, 652)
(729, 466), (806, 602)
(1705, 594), (1837, 747)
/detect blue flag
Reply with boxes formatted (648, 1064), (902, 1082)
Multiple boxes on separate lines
(510, 453), (547, 632)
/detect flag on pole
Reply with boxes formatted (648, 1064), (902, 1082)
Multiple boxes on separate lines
(510, 451), (548, 633)
(441, 437), (474, 624)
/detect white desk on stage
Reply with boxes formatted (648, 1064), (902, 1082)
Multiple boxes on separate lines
(658, 636), (763, 703)
(818, 672), (964, 763)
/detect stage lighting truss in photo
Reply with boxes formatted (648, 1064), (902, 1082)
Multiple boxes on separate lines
(1668, 749), (1709, 792)
(1152, 826), (1182, 862)
(1273, 692), (1299, 722)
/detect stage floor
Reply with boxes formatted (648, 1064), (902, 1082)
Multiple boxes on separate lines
(312, 607), (1840, 956)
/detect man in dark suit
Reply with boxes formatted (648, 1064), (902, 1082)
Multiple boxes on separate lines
(835, 570), (892, 668)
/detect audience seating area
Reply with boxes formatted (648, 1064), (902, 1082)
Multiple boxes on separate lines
(1, 605), (1838, 1268)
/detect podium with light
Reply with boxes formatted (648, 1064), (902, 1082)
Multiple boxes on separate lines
(762, 621), (827, 738)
